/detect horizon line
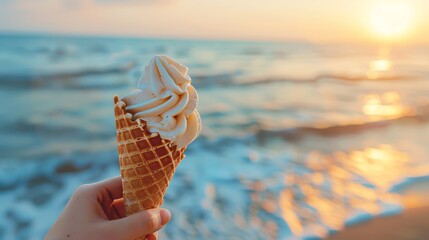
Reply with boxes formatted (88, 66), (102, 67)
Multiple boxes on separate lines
(0, 30), (313, 44)
(0, 30), (427, 47)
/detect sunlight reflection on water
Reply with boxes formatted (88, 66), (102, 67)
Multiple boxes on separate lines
(362, 92), (412, 118)
(371, 59), (391, 72)
(277, 145), (409, 237)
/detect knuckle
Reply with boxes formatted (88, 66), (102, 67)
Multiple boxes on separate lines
(75, 184), (88, 192)
(140, 211), (159, 232)
(74, 183), (93, 195)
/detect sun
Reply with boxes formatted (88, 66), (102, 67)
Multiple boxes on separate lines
(371, 2), (412, 38)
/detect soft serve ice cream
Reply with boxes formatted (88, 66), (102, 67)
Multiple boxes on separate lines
(122, 55), (201, 148)
(114, 55), (202, 216)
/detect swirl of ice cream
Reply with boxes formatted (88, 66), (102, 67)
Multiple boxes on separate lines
(122, 55), (201, 148)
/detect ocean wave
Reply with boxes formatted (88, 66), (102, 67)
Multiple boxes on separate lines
(0, 61), (135, 89)
(234, 73), (419, 86)
(191, 72), (240, 88)
(255, 111), (429, 141)
(1, 120), (84, 136)
(189, 72), (420, 90)
(2, 135), (429, 240)
(0, 67), (420, 91)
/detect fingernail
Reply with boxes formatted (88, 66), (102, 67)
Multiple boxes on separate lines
(160, 209), (171, 225)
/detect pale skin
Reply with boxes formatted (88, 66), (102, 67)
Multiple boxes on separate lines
(45, 176), (171, 240)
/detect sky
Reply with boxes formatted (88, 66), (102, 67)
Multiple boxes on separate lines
(0, 0), (428, 44)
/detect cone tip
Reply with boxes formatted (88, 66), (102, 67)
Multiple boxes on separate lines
(125, 113), (133, 119)
(117, 100), (127, 110)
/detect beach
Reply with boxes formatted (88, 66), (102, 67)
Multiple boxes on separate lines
(1, 34), (429, 240)
(328, 206), (429, 240)
(328, 179), (429, 240)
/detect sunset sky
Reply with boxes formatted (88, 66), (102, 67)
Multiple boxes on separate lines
(1, 0), (428, 44)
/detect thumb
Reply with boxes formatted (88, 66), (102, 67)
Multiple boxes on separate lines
(102, 208), (171, 240)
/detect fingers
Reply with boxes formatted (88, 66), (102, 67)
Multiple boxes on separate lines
(75, 176), (123, 202)
(101, 208), (171, 240)
(86, 176), (124, 212)
(146, 232), (157, 240)
(108, 198), (126, 219)
(94, 176), (123, 200)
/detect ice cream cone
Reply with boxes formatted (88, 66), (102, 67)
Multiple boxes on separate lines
(114, 95), (186, 215)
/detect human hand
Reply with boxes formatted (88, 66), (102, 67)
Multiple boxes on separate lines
(45, 176), (171, 240)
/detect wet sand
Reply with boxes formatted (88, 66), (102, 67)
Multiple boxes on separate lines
(327, 180), (429, 240)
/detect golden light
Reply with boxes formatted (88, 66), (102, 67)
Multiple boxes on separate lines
(367, 56), (392, 79)
(277, 146), (409, 237)
(346, 145), (410, 189)
(370, 59), (391, 72)
(362, 92), (411, 117)
(371, 2), (412, 38)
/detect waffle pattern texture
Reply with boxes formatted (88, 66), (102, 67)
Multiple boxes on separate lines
(114, 95), (186, 216)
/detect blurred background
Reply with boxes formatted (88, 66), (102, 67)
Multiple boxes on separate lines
(1, 0), (429, 239)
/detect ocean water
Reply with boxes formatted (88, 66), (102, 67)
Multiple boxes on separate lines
(1, 33), (429, 240)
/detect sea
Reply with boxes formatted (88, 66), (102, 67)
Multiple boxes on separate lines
(1, 33), (429, 240)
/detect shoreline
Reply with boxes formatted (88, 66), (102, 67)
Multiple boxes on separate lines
(326, 179), (429, 240)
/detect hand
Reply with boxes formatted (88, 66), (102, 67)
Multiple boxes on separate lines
(45, 176), (171, 240)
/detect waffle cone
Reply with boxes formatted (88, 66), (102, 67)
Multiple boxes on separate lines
(114, 95), (186, 216)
